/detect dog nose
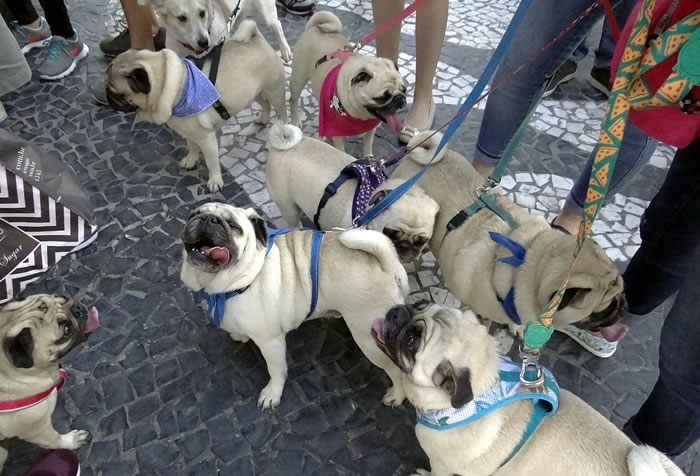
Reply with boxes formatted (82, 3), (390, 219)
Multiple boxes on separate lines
(205, 215), (221, 226)
(387, 305), (411, 327)
(70, 303), (86, 320)
(197, 38), (209, 49)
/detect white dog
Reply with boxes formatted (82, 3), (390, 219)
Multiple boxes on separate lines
(180, 203), (410, 409)
(138, 0), (293, 62)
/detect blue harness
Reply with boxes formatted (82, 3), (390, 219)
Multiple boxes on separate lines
(417, 357), (560, 467)
(490, 231), (527, 325)
(204, 228), (324, 326)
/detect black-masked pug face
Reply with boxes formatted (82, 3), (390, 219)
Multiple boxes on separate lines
(182, 203), (268, 272)
(1, 294), (98, 370)
(372, 302), (498, 410)
(105, 50), (155, 114)
(368, 182), (439, 262)
(343, 56), (407, 123)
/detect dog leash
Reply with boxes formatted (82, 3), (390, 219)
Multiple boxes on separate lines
(191, 0), (243, 59)
(519, 0), (700, 384)
(353, 0), (535, 228)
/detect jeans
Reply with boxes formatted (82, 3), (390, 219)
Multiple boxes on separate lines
(474, 0), (656, 215)
(6, 0), (74, 38)
(623, 138), (700, 455)
(572, 0), (636, 68)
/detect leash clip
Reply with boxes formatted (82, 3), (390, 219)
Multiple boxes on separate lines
(476, 177), (500, 197)
(518, 345), (545, 388)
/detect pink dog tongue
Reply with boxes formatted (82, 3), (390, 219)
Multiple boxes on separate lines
(204, 246), (230, 266)
(385, 113), (402, 134)
(85, 306), (99, 334)
(372, 319), (385, 344)
(599, 322), (629, 342)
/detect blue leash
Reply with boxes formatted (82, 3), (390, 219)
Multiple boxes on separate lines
(354, 0), (533, 227)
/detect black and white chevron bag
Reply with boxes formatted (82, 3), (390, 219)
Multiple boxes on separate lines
(0, 130), (98, 303)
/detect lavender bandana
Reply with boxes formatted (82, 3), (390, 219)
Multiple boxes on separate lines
(171, 59), (221, 117)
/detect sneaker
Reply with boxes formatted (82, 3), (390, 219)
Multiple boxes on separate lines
(542, 59), (578, 98)
(276, 0), (316, 16)
(10, 16), (51, 54)
(557, 324), (618, 358)
(37, 34), (89, 81)
(25, 449), (80, 476)
(99, 23), (167, 57)
(588, 67), (612, 97)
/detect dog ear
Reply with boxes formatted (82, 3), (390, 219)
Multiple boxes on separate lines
(246, 212), (268, 247)
(351, 70), (373, 85)
(4, 328), (35, 368)
(557, 287), (592, 309)
(369, 190), (388, 207)
(436, 360), (473, 408)
(127, 67), (151, 94)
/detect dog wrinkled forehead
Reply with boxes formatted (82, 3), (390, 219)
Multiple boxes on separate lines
(1, 294), (67, 314)
(193, 202), (237, 218)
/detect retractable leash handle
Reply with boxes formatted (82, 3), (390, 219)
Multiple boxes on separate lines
(354, 0), (535, 228)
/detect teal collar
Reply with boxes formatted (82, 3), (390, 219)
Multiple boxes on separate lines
(417, 357), (559, 467)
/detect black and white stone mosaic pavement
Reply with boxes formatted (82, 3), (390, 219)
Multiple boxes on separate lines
(0, 0), (697, 474)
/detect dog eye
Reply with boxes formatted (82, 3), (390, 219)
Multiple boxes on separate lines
(199, 10), (206, 18)
(177, 15), (187, 22)
(63, 323), (72, 337)
(413, 237), (428, 247)
(405, 328), (421, 350)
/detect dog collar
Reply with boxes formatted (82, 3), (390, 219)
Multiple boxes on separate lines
(319, 63), (381, 138)
(489, 232), (526, 325)
(171, 59), (223, 118)
(0, 368), (67, 413)
(417, 357), (559, 467)
(203, 229), (324, 326)
(313, 158), (388, 229)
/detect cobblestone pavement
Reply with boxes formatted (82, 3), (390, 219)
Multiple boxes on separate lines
(1, 0), (698, 474)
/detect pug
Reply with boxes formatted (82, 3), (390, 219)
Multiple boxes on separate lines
(372, 302), (684, 476)
(138, 0), (293, 62)
(289, 11), (406, 157)
(266, 122), (439, 262)
(180, 203), (409, 409)
(106, 20), (286, 193)
(0, 295), (99, 470)
(391, 131), (627, 336)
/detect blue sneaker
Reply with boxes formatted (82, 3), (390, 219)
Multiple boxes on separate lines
(37, 34), (89, 81)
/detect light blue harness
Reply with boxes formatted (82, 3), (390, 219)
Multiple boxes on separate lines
(204, 228), (324, 326)
(417, 357), (560, 467)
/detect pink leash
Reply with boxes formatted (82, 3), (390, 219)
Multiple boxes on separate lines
(358, 0), (432, 48)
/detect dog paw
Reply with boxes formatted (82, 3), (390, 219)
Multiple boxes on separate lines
(508, 323), (525, 340)
(207, 175), (224, 193)
(63, 430), (91, 449)
(382, 385), (406, 407)
(281, 49), (293, 64)
(257, 382), (283, 409)
(229, 331), (250, 343)
(254, 111), (271, 125)
(179, 156), (198, 170)
(411, 469), (431, 476)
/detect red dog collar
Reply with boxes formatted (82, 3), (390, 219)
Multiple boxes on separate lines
(0, 368), (67, 413)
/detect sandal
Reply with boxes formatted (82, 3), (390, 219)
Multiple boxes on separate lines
(557, 324), (618, 358)
(399, 98), (436, 144)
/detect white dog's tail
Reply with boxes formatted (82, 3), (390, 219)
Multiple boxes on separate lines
(406, 130), (447, 165)
(268, 122), (303, 151)
(627, 446), (685, 476)
(231, 19), (259, 42)
(306, 11), (343, 34)
(339, 230), (409, 298)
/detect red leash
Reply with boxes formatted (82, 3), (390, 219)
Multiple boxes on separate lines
(601, 0), (621, 41)
(0, 368), (67, 412)
(358, 0), (432, 48)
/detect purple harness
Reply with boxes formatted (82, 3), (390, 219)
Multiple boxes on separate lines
(313, 158), (388, 229)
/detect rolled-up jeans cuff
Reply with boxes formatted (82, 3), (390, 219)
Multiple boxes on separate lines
(563, 193), (584, 216)
(473, 144), (501, 168)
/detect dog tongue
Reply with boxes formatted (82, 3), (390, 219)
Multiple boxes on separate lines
(372, 319), (385, 344)
(85, 306), (99, 334)
(204, 246), (230, 266)
(599, 322), (629, 342)
(384, 113), (402, 135)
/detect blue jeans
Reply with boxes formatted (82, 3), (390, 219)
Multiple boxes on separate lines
(572, 0), (636, 68)
(624, 138), (700, 455)
(474, 0), (656, 215)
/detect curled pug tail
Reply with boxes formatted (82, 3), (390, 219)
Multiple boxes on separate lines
(627, 446), (685, 476)
(231, 20), (260, 42)
(305, 11), (342, 33)
(406, 130), (447, 165)
(338, 230), (409, 298)
(268, 121), (303, 150)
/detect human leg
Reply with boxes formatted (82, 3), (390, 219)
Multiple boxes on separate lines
(37, 0), (74, 38)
